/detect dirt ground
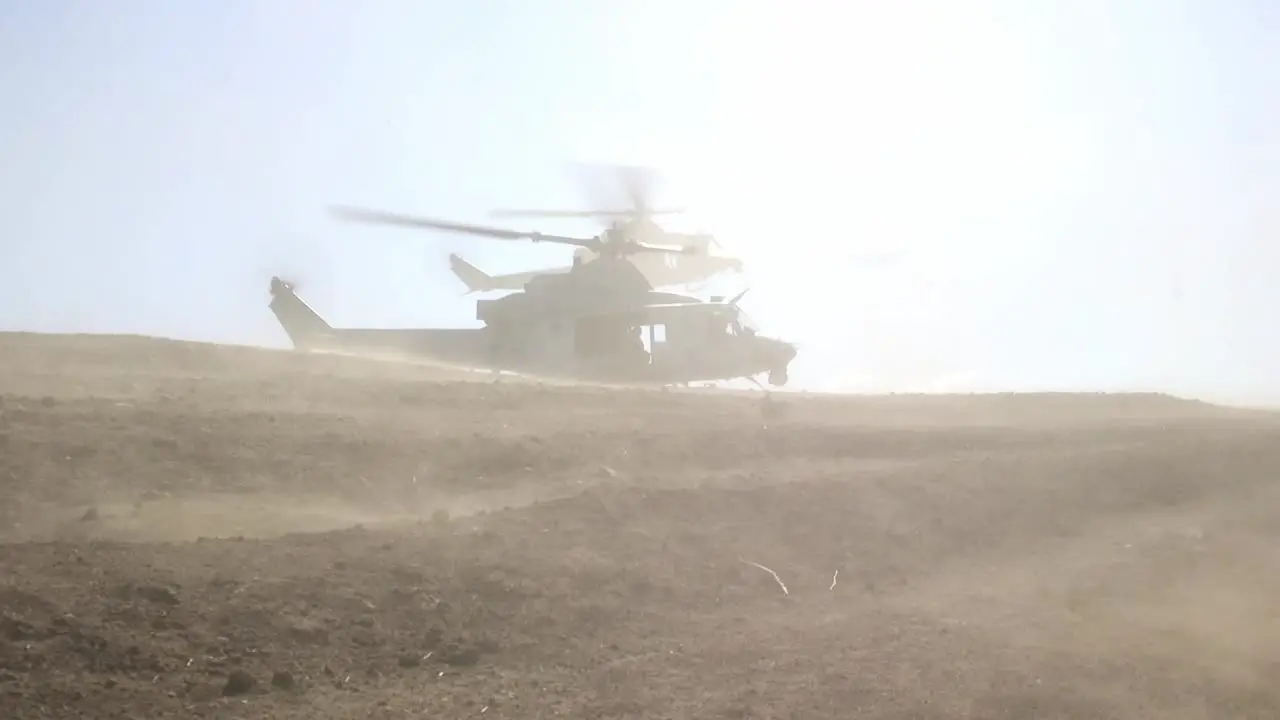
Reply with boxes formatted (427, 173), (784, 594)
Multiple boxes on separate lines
(2, 333), (1279, 719)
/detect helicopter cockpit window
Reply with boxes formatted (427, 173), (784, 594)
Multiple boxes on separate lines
(731, 309), (759, 337)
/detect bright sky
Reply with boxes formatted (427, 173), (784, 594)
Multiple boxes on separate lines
(2, 1), (1277, 402)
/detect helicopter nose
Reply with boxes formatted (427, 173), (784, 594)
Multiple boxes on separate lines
(756, 337), (796, 386)
(780, 340), (798, 365)
(759, 336), (797, 368)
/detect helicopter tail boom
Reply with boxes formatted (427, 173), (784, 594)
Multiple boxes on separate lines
(267, 276), (497, 368)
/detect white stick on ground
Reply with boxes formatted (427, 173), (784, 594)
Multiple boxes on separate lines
(739, 558), (789, 595)
(829, 570), (839, 591)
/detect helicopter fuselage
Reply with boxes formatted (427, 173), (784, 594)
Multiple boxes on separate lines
(267, 277), (795, 387)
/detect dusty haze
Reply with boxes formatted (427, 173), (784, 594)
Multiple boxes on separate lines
(2, 332), (1278, 718)
(4, 6), (1280, 715)
(3, 3), (1279, 401)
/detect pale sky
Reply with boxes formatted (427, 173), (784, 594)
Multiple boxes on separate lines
(1, 1), (1277, 402)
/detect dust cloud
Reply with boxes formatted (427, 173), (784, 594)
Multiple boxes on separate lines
(2, 332), (1279, 718)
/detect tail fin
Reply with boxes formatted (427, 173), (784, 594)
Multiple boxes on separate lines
(448, 253), (494, 293)
(268, 276), (334, 350)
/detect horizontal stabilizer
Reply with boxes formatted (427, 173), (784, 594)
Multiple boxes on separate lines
(448, 253), (494, 293)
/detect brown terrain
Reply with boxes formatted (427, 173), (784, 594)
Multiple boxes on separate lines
(2, 332), (1279, 719)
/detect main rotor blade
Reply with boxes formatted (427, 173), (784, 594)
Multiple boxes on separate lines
(852, 250), (900, 266)
(331, 206), (525, 239)
(620, 165), (652, 216)
(329, 205), (594, 248)
(569, 161), (683, 220)
(489, 209), (609, 219)
(489, 208), (685, 219)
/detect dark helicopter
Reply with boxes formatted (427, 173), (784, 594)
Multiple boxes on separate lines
(265, 195), (797, 387)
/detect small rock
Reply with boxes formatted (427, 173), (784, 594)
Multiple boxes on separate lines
(136, 585), (180, 606)
(222, 669), (256, 696)
(270, 670), (295, 690)
(79, 507), (99, 522)
(438, 643), (481, 667)
(422, 626), (443, 647)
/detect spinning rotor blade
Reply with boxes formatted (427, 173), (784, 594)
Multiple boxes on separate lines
(490, 209), (610, 219)
(329, 205), (594, 249)
(727, 287), (749, 306)
(539, 162), (687, 222)
(616, 164), (658, 217)
(489, 208), (685, 220)
(331, 205), (524, 239)
(852, 250), (900, 266)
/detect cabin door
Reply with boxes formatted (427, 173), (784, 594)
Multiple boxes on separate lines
(574, 316), (648, 371)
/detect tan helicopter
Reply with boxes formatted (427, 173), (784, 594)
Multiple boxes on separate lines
(267, 197), (798, 388)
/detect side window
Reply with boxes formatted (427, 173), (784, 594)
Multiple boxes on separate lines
(643, 324), (667, 355)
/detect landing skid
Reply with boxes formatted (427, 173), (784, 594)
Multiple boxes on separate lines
(747, 372), (788, 392)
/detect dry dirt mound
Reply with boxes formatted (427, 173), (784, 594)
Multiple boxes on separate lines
(1, 333), (1279, 719)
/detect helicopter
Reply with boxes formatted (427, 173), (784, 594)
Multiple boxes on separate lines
(267, 203), (798, 387)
